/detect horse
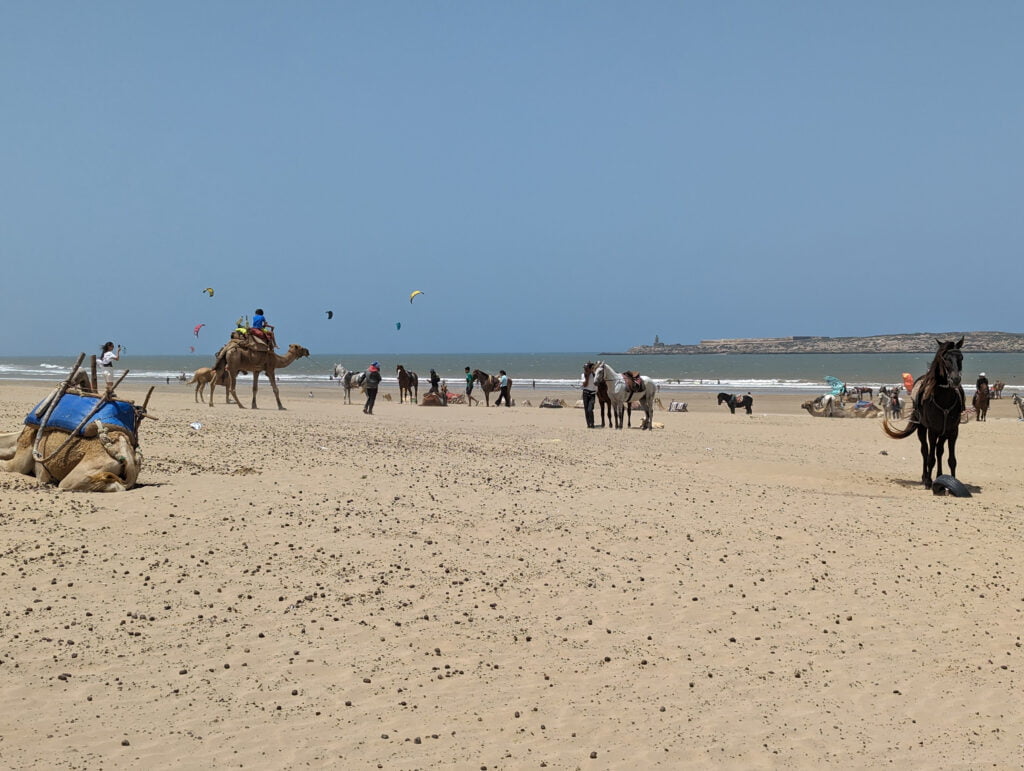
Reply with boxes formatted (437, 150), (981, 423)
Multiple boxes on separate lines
(992, 381), (1005, 399)
(972, 381), (990, 421)
(717, 392), (753, 415)
(883, 337), (965, 489)
(846, 385), (873, 403)
(333, 365), (365, 405)
(877, 390), (901, 420)
(472, 369), (513, 407)
(592, 361), (655, 429)
(1012, 393), (1024, 420)
(396, 365), (418, 404)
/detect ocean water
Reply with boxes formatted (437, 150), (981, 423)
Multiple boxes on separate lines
(2, 352), (1022, 394)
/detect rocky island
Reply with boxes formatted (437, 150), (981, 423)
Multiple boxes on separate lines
(613, 331), (1024, 355)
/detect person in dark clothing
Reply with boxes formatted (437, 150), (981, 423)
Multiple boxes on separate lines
(428, 369), (440, 395)
(363, 362), (382, 414)
(581, 362), (598, 427)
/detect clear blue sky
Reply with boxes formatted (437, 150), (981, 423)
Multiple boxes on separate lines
(3, 1), (1022, 355)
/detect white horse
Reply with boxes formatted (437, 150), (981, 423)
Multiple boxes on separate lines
(592, 361), (656, 430)
(332, 364), (365, 405)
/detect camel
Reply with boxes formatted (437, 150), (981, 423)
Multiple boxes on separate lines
(188, 367), (233, 403)
(1, 421), (142, 491)
(1, 381), (150, 492)
(801, 396), (880, 418)
(210, 342), (311, 409)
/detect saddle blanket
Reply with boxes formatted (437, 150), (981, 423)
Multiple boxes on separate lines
(26, 392), (137, 436)
(668, 401), (688, 412)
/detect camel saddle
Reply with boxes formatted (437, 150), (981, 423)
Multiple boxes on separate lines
(26, 393), (139, 440)
(623, 371), (644, 394)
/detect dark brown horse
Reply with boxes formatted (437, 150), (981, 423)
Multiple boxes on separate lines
(396, 365), (418, 404)
(883, 337), (965, 488)
(846, 385), (873, 402)
(972, 381), (990, 421)
(472, 369), (512, 407)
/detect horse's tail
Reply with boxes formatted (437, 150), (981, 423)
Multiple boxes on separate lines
(882, 415), (917, 439)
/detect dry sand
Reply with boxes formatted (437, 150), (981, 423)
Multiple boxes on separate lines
(2, 380), (1023, 769)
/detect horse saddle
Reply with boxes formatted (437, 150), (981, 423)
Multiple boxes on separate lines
(624, 372), (644, 394)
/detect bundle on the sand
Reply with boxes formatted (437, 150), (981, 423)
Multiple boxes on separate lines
(539, 397), (566, 408)
(667, 401), (688, 412)
(420, 393), (447, 406)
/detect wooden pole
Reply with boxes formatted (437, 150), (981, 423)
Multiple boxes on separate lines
(90, 355), (98, 393)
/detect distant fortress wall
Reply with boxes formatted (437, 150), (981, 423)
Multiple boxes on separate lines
(699, 336), (828, 346)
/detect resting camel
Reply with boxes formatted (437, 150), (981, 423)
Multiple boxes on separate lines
(210, 342), (311, 409)
(188, 367), (233, 403)
(1, 422), (142, 491)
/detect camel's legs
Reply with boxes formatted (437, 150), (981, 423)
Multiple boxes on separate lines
(265, 371), (286, 410)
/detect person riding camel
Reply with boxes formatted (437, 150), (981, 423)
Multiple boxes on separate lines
(251, 308), (277, 349)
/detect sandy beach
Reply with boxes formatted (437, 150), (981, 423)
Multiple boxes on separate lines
(2, 379), (1023, 769)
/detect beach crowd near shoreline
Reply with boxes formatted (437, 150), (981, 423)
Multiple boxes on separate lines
(2, 373), (1024, 767)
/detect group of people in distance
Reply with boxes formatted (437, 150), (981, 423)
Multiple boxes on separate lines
(356, 364), (511, 414)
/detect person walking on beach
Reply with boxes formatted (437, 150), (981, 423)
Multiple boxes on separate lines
(495, 370), (511, 407)
(99, 341), (121, 388)
(428, 369), (440, 395)
(581, 362), (598, 428)
(464, 367), (479, 406)
(363, 362), (382, 414)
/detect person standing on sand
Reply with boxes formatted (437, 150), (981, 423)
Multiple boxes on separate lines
(363, 362), (382, 414)
(581, 363), (598, 428)
(464, 367), (479, 406)
(99, 341), (121, 388)
(495, 370), (511, 407)
(428, 369), (440, 395)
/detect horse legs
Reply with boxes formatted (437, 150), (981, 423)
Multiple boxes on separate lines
(917, 426), (931, 487)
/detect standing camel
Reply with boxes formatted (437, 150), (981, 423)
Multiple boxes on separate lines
(210, 343), (311, 409)
(188, 367), (233, 403)
(396, 365), (418, 404)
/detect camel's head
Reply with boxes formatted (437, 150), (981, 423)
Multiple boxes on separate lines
(288, 345), (311, 359)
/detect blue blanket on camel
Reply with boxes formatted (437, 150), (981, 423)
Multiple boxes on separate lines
(25, 393), (138, 437)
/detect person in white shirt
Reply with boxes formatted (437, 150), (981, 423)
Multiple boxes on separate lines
(581, 362), (599, 428)
(99, 341), (121, 387)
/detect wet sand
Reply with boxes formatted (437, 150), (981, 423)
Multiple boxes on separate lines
(2, 380), (1023, 768)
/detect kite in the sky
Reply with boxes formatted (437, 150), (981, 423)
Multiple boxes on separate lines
(190, 345), (195, 353)
(193, 323), (205, 338)
(396, 322), (402, 331)
(202, 287), (215, 297)
(409, 290), (424, 304)
(325, 310), (334, 320)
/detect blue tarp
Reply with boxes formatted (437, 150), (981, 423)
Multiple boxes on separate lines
(25, 393), (137, 436)
(824, 376), (846, 396)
